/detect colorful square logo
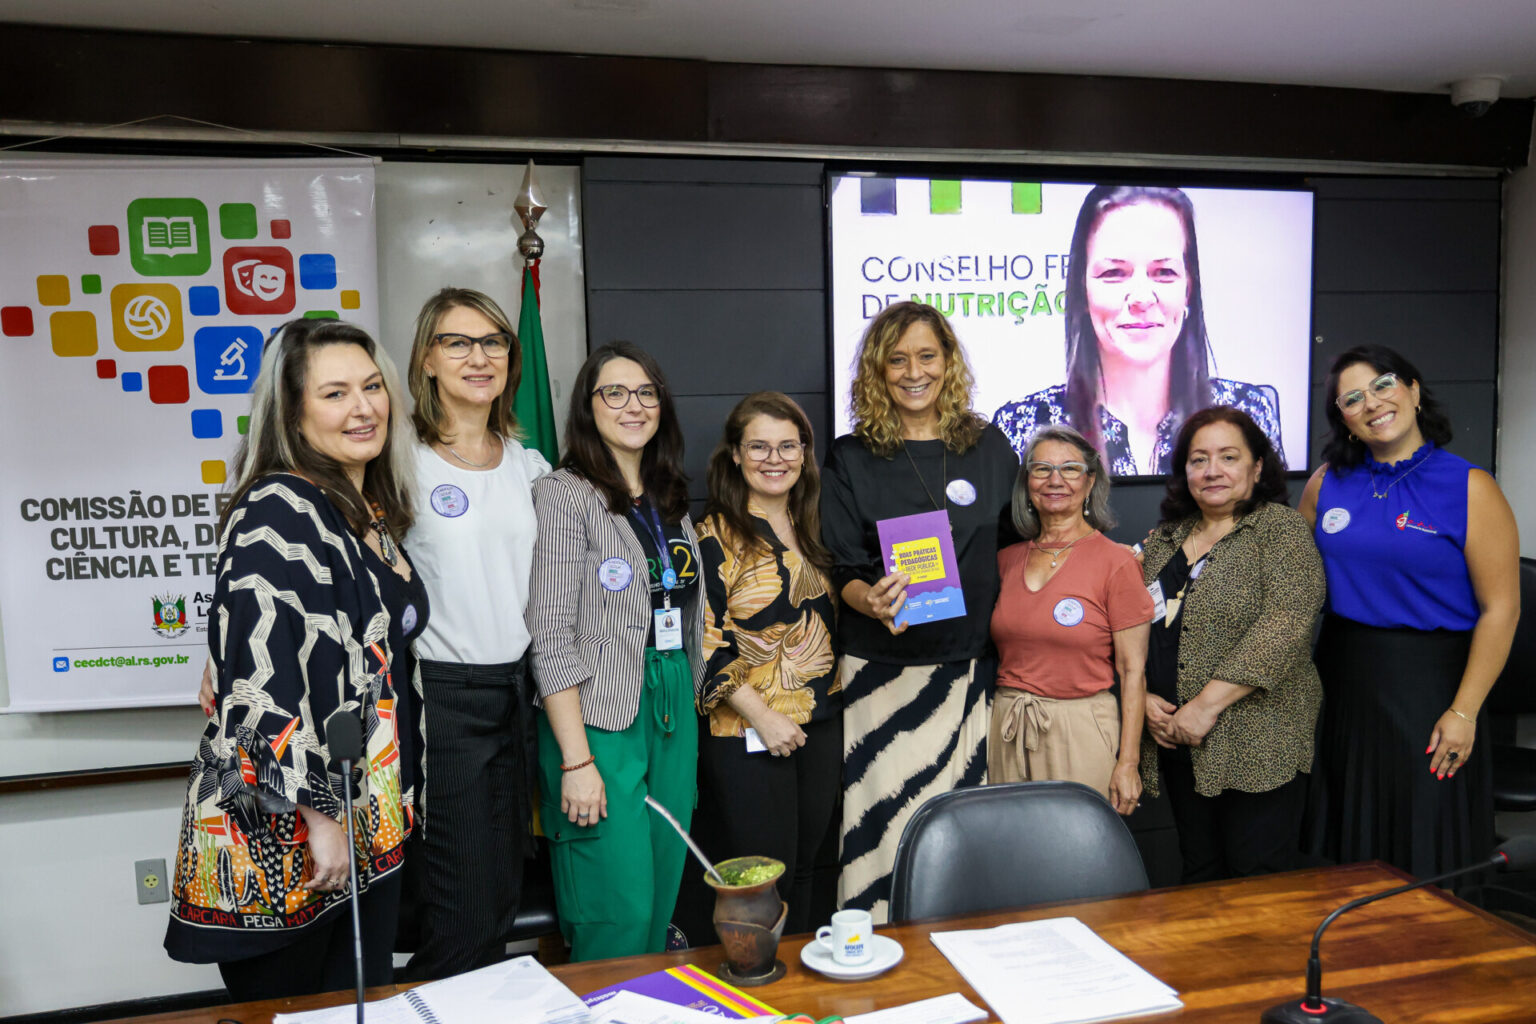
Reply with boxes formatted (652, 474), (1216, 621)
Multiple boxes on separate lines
(110, 284), (184, 352)
(127, 198), (211, 277)
(222, 246), (295, 315)
(194, 326), (264, 395)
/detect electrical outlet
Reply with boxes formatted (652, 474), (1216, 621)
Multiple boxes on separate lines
(135, 858), (169, 904)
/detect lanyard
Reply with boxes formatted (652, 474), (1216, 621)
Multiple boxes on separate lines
(630, 498), (678, 603)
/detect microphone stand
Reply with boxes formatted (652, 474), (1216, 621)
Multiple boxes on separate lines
(1260, 847), (1516, 1023)
(328, 713), (367, 1024)
(342, 758), (364, 1024)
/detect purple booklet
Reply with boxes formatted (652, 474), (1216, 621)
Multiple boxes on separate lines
(582, 964), (781, 1017)
(876, 509), (967, 627)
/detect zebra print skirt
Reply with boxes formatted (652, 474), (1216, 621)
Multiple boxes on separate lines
(838, 655), (990, 923)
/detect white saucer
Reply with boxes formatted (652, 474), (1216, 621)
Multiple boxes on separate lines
(798, 934), (904, 981)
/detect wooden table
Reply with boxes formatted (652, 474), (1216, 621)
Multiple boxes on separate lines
(109, 864), (1536, 1024)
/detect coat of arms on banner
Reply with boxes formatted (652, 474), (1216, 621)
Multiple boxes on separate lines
(152, 594), (190, 638)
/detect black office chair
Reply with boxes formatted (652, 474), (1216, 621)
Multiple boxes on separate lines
(887, 781), (1149, 923)
(1477, 557), (1536, 921)
(1487, 557), (1536, 816)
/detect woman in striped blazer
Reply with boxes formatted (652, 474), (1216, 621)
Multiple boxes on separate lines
(526, 341), (705, 962)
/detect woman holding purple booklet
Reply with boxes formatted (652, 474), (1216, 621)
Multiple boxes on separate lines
(820, 300), (1018, 923)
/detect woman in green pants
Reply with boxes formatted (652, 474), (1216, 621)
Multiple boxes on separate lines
(526, 341), (704, 961)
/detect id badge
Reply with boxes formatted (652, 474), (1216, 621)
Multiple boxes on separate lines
(1147, 580), (1167, 622)
(654, 607), (684, 651)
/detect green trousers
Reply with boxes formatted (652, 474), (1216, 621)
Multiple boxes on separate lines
(537, 648), (698, 961)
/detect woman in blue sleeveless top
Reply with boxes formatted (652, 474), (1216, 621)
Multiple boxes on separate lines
(1300, 345), (1518, 880)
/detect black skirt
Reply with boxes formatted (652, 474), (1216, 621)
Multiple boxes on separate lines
(1309, 615), (1494, 880)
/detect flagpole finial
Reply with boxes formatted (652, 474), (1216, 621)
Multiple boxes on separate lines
(515, 160), (548, 262)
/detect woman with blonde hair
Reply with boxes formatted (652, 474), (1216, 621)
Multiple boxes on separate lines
(395, 287), (550, 980)
(821, 301), (1019, 921)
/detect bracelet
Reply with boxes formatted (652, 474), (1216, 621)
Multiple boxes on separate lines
(1448, 708), (1475, 725)
(560, 755), (596, 772)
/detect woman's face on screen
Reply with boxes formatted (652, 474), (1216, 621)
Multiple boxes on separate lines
(1084, 201), (1191, 368)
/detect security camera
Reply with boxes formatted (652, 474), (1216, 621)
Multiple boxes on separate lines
(1450, 77), (1502, 117)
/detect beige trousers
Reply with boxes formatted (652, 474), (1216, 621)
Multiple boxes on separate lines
(987, 687), (1121, 800)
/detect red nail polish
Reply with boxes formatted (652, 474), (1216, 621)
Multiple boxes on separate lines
(1426, 744), (1435, 754)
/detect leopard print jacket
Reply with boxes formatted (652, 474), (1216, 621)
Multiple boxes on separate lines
(1139, 501), (1324, 797)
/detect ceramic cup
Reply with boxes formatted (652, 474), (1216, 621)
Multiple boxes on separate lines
(815, 908), (874, 965)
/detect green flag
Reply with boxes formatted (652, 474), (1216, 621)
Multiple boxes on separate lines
(513, 264), (559, 464)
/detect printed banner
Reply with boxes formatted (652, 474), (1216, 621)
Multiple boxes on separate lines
(0, 158), (378, 711)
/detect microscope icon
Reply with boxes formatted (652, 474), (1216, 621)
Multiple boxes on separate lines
(212, 337), (249, 382)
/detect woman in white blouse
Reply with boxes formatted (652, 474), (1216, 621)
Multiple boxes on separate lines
(397, 287), (550, 980)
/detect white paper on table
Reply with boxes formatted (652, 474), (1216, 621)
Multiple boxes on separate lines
(273, 956), (591, 1024)
(589, 991), (742, 1024)
(843, 993), (988, 1024)
(929, 917), (1181, 1024)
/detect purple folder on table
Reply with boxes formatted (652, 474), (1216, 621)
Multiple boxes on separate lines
(876, 509), (966, 628)
(582, 964), (781, 1017)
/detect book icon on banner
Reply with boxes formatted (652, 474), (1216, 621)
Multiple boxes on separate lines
(142, 216), (198, 254)
(877, 509), (966, 627)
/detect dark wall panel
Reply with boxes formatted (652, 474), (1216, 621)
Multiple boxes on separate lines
(586, 291), (827, 395)
(583, 182), (825, 291)
(1312, 293), (1498, 383)
(1313, 198), (1501, 293)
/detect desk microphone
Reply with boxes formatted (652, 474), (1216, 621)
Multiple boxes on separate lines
(1260, 836), (1536, 1023)
(329, 712), (367, 1024)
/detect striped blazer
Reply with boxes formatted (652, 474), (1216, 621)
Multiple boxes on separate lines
(526, 468), (705, 731)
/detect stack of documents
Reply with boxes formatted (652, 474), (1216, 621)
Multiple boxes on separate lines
(930, 917), (1181, 1024)
(273, 956), (591, 1024)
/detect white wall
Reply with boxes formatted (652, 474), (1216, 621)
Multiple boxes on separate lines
(1500, 139), (1536, 556)
(0, 779), (223, 1015)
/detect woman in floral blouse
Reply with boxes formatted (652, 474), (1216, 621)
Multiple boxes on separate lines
(696, 392), (838, 935)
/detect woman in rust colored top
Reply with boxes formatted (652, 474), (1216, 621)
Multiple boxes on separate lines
(989, 425), (1153, 814)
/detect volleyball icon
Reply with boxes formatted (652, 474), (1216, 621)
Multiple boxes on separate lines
(110, 283), (183, 352)
(123, 294), (171, 341)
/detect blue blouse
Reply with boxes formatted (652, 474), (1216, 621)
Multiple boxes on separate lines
(1314, 443), (1479, 631)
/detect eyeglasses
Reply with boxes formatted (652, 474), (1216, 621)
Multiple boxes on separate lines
(741, 440), (805, 462)
(433, 332), (513, 359)
(1336, 372), (1401, 414)
(1027, 461), (1089, 480)
(592, 383), (661, 409)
